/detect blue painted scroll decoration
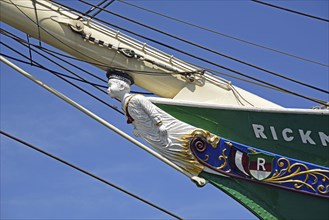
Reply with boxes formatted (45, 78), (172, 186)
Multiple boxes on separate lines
(182, 129), (329, 198)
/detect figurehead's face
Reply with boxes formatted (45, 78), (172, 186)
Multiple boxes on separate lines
(107, 78), (130, 98)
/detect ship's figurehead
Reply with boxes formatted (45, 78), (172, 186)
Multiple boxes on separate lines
(106, 69), (207, 187)
(106, 69), (329, 198)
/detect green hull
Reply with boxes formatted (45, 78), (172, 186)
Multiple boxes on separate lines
(156, 103), (329, 167)
(200, 171), (328, 220)
(156, 101), (329, 219)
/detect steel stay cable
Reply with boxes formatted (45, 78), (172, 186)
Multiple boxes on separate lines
(0, 41), (123, 114)
(0, 130), (183, 220)
(3, 0), (328, 67)
(5, 1), (327, 104)
(18, 34), (284, 91)
(1, 30), (154, 95)
(79, 0), (328, 95)
(90, 0), (116, 19)
(26, 34), (33, 65)
(6, 0), (171, 83)
(1, 51), (149, 97)
(2, 27), (321, 104)
(0, 0), (298, 91)
(5, 46), (276, 94)
(0, 53), (33, 65)
(1, 29), (106, 86)
(0, 29), (107, 87)
(4, 29), (322, 103)
(117, 0), (328, 68)
(56, 2), (327, 105)
(8, 0), (110, 69)
(2, 31), (107, 95)
(1, 28), (109, 84)
(81, 0), (107, 16)
(251, 0), (329, 22)
(7, 30), (107, 83)
(1, 53), (107, 89)
(1, 28), (188, 77)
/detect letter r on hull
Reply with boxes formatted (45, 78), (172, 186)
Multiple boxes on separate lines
(252, 124), (267, 139)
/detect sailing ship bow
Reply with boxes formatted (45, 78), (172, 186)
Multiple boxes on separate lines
(1, 0), (328, 219)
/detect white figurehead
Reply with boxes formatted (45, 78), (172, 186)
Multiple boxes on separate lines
(106, 69), (206, 186)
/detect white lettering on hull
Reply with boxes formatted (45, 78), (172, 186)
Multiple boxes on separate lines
(270, 126), (278, 140)
(252, 124), (267, 139)
(298, 129), (316, 145)
(251, 124), (328, 147)
(319, 132), (329, 146)
(282, 128), (294, 142)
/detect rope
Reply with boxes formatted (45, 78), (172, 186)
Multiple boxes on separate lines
(8, 0), (109, 68)
(90, 0), (116, 19)
(117, 0), (328, 67)
(32, 0), (41, 46)
(82, 0), (108, 16)
(0, 130), (183, 220)
(0, 41), (123, 115)
(79, 0), (328, 95)
(251, 0), (329, 22)
(60, 5), (327, 105)
(8, 0), (328, 105)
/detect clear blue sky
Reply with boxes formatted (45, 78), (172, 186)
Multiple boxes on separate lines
(1, 0), (328, 219)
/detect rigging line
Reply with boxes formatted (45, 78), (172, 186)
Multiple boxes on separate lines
(79, 0), (329, 95)
(2, 16), (322, 104)
(36, 46), (171, 75)
(0, 53), (34, 65)
(0, 26), (314, 100)
(1, 52), (105, 88)
(2, 34), (151, 104)
(0, 130), (183, 220)
(1, 28), (178, 77)
(2, 55), (197, 199)
(1, 28), (107, 83)
(17, 40), (182, 75)
(1, 38), (318, 104)
(3, 32), (107, 95)
(0, 0), (63, 11)
(26, 34), (33, 65)
(2, 31), (152, 97)
(81, 16), (328, 105)
(82, 0), (108, 16)
(55, 2), (328, 105)
(0, 42), (123, 115)
(2, 53), (109, 92)
(3, 31), (173, 84)
(38, 46), (106, 83)
(117, 0), (328, 67)
(26, 40), (292, 94)
(251, 0), (329, 23)
(230, 84), (255, 107)
(90, 0), (116, 19)
(1, 52), (152, 96)
(8, 0), (110, 68)
(25, 36), (281, 91)
(198, 65), (282, 92)
(31, 0), (41, 47)
(2, 50), (147, 101)
(1, 24), (196, 79)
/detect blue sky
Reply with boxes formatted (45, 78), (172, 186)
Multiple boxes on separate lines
(1, 0), (328, 219)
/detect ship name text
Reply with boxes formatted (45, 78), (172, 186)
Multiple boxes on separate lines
(252, 124), (329, 147)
